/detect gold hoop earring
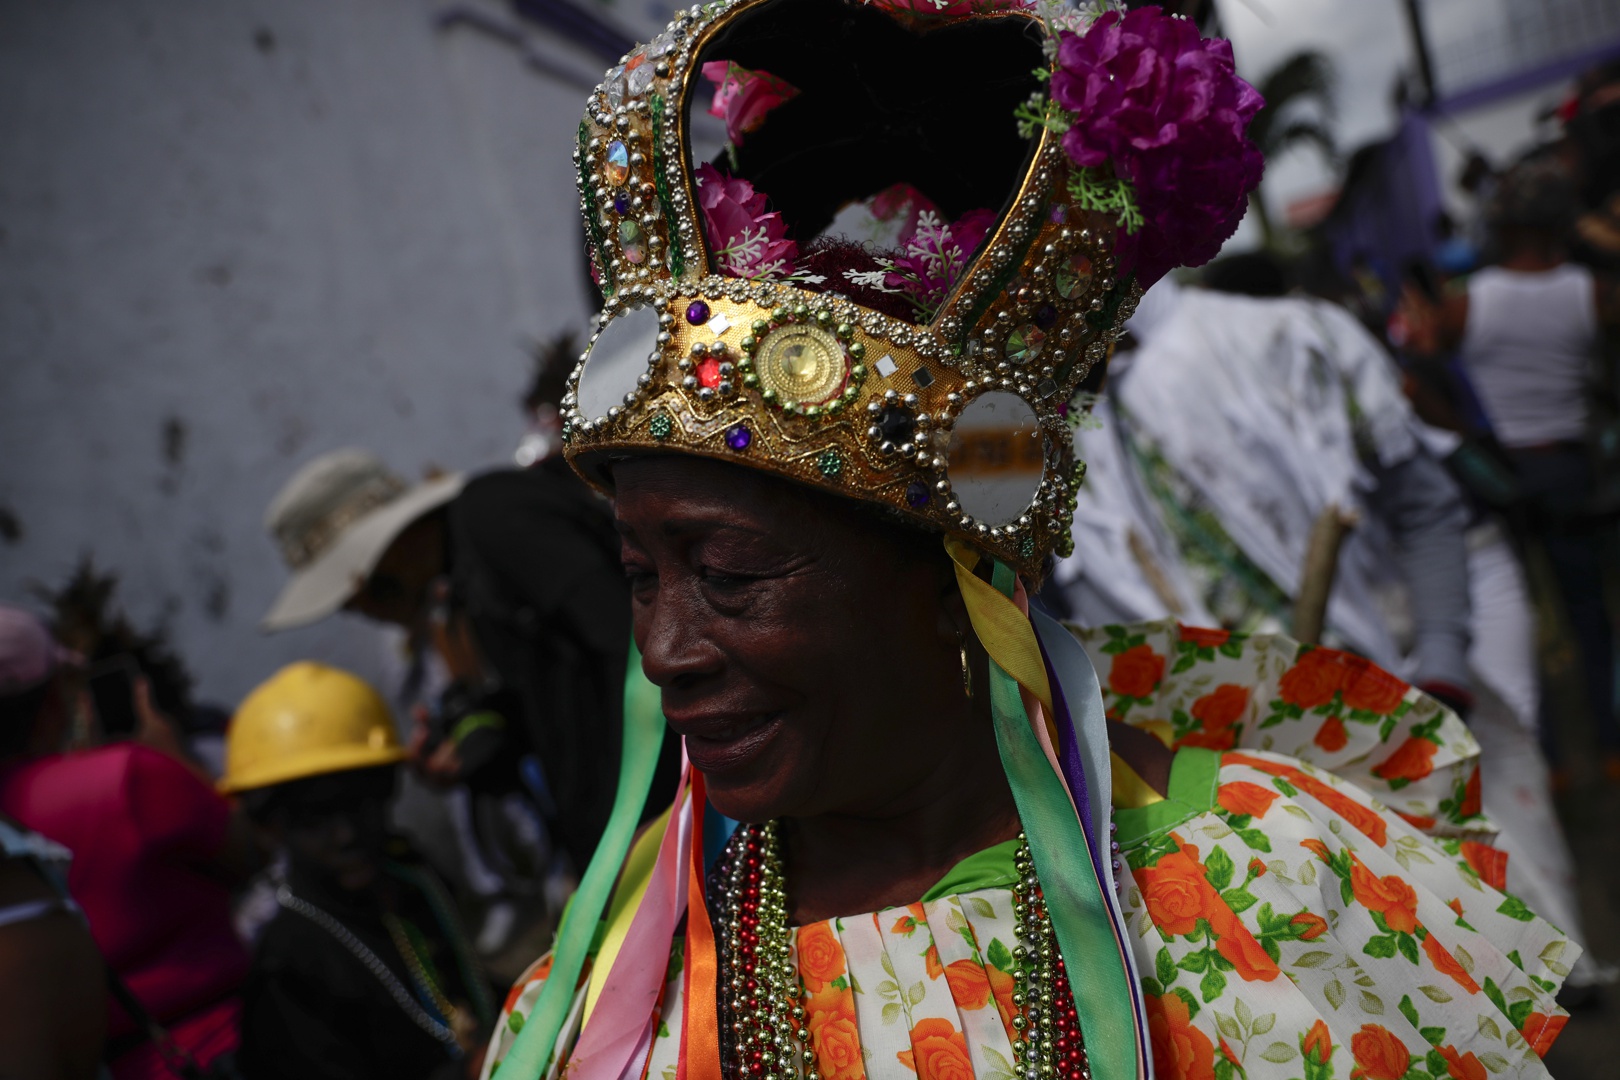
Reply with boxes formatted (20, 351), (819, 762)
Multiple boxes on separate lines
(960, 642), (974, 699)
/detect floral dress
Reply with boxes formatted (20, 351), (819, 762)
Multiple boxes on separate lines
(480, 623), (1575, 1080)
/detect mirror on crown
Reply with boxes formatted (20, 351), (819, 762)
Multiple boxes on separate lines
(946, 390), (1045, 528)
(575, 302), (663, 424)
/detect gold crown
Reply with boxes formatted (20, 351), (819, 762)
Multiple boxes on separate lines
(561, 0), (1142, 578)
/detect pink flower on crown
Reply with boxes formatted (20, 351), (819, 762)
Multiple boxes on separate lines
(695, 163), (799, 279)
(869, 0), (1032, 16)
(888, 207), (997, 310)
(1051, 6), (1264, 287)
(702, 61), (800, 147)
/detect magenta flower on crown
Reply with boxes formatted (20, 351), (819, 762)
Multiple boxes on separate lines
(695, 163), (799, 279)
(1050, 6), (1264, 287)
(701, 61), (800, 148)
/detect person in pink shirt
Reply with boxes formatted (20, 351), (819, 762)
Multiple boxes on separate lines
(0, 603), (258, 1079)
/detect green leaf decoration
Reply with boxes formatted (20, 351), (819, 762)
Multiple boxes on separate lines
(1215, 1011), (1242, 1040)
(1201, 967), (1228, 1003)
(1495, 895), (1536, 922)
(1359, 989), (1385, 1014)
(969, 896), (997, 920)
(1220, 640), (1244, 659)
(1173, 655), (1197, 675)
(1259, 1042), (1297, 1063)
(1236, 828), (1274, 853)
(1478, 1052), (1512, 1073)
(1324, 978), (1346, 1010)
(1364, 935), (1399, 959)
(1476, 1015), (1502, 1041)
(1252, 1012), (1276, 1036)
(1482, 977), (1509, 1016)
(1205, 847), (1236, 891)
(882, 1002), (902, 1026)
(1221, 888), (1259, 913)
(1158, 948), (1177, 987)
(1420, 1026), (1447, 1047)
(1418, 985), (1453, 1003)
(908, 981), (926, 1007)
(1397, 933), (1421, 965)
(1398, 994), (1421, 1027)
(507, 1011), (525, 1033)
(1293, 951), (1333, 969)
(1178, 951), (1211, 973)
(1141, 976), (1165, 998)
(987, 938), (1014, 972)
(981, 1046), (1017, 1080)
(1234, 997), (1253, 1031)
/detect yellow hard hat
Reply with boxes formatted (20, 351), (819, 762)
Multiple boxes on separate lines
(220, 661), (406, 794)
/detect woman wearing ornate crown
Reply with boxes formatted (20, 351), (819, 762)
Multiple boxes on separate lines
(477, 2), (1578, 1079)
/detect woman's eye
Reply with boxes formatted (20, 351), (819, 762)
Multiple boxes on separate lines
(700, 567), (755, 589)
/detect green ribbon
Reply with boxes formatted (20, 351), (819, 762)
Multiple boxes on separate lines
(501, 641), (666, 1077)
(985, 559), (1141, 1080)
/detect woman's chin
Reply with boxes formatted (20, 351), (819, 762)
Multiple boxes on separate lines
(701, 773), (802, 825)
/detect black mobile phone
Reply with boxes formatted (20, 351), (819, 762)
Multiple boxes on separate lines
(88, 655), (143, 737)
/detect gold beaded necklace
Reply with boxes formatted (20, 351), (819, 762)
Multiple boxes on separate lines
(713, 822), (1089, 1080)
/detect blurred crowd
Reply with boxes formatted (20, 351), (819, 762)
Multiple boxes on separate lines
(2, 50), (1617, 1080)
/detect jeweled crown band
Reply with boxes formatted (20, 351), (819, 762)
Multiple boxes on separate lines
(563, 265), (1137, 578)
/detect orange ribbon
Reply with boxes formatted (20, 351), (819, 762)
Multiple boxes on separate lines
(677, 770), (722, 1080)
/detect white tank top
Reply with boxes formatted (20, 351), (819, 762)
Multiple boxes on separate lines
(1461, 264), (1597, 447)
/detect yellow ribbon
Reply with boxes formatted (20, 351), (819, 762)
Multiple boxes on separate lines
(945, 539), (1053, 716)
(582, 804), (672, 1022)
(947, 538), (1163, 809)
(1110, 753), (1165, 808)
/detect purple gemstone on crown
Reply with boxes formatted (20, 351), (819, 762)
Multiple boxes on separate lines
(905, 481), (931, 509)
(1034, 304), (1059, 330)
(686, 300), (711, 326)
(724, 423), (751, 450)
(613, 194), (630, 214)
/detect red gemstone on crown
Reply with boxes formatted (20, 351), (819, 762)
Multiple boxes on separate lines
(697, 356), (722, 388)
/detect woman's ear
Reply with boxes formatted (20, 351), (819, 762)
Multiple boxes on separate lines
(935, 556), (972, 645)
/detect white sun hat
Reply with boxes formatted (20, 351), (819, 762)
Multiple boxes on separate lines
(261, 449), (464, 632)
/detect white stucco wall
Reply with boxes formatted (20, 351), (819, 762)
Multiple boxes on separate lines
(0, 0), (619, 707)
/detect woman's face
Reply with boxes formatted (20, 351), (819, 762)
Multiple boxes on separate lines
(614, 456), (971, 824)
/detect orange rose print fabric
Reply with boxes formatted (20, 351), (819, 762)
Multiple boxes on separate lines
(1114, 745), (1576, 1080)
(1076, 620), (1486, 833)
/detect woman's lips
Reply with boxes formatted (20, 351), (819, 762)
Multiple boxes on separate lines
(673, 711), (785, 774)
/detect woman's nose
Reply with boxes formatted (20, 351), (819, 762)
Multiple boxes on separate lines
(637, 586), (723, 691)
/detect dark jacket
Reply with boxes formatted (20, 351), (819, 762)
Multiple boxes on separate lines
(238, 857), (489, 1080)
